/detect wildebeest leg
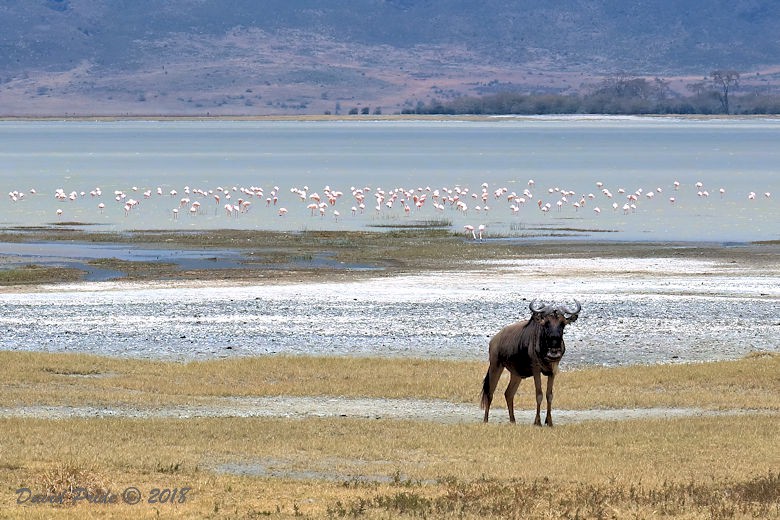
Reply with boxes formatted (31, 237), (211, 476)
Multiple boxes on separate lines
(545, 373), (555, 427)
(481, 365), (504, 423)
(504, 373), (522, 423)
(532, 370), (543, 426)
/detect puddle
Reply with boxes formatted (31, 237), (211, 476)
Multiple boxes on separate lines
(212, 459), (408, 484)
(0, 241), (378, 281)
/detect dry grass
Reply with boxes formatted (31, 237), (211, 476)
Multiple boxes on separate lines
(1, 415), (778, 518)
(0, 352), (779, 518)
(1, 351), (778, 411)
(559, 351), (780, 410)
(33, 461), (114, 504)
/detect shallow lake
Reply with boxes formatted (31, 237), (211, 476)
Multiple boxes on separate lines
(1, 117), (778, 242)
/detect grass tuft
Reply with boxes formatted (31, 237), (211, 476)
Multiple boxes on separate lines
(34, 461), (113, 505)
(155, 461), (185, 474)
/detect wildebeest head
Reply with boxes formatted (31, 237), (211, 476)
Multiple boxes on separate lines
(529, 299), (581, 361)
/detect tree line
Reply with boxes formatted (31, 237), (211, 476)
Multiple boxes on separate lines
(404, 70), (780, 115)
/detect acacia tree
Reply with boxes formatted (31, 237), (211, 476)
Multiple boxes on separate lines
(583, 74), (672, 113)
(710, 70), (740, 114)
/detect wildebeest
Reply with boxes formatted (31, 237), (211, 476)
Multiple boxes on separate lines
(480, 299), (581, 426)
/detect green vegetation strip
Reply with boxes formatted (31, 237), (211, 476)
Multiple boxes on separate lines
(1, 229), (779, 286)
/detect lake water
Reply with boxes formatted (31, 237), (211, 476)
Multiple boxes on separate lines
(1, 117), (778, 242)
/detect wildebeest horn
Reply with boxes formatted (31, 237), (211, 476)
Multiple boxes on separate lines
(558, 300), (581, 317)
(529, 299), (551, 314)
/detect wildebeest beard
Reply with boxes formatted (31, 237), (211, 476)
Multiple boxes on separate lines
(537, 315), (566, 361)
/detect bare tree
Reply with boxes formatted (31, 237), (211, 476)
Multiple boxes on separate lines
(710, 70), (740, 114)
(686, 80), (709, 96)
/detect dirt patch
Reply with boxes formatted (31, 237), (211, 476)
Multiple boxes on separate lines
(0, 396), (758, 425)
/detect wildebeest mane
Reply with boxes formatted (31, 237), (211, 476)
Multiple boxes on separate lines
(491, 318), (543, 362)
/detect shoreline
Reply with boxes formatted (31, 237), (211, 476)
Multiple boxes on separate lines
(1, 228), (779, 287)
(1, 232), (777, 366)
(3, 114), (780, 122)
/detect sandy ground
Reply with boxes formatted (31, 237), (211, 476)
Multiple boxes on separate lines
(0, 397), (756, 424)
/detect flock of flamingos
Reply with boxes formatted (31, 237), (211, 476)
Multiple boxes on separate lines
(5, 177), (774, 237)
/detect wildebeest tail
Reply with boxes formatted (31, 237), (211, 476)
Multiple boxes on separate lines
(480, 371), (491, 410)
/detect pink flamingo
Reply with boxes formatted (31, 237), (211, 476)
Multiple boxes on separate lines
(464, 225), (476, 239)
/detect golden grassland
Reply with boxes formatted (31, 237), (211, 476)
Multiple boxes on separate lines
(0, 352), (778, 519)
(1, 351), (780, 411)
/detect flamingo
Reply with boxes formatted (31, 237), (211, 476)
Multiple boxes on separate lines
(464, 225), (476, 239)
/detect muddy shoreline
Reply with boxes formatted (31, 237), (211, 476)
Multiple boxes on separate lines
(1, 228), (778, 287)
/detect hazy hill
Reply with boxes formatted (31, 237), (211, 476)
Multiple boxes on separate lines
(2, 0), (780, 115)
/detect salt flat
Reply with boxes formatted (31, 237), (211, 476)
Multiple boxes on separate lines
(1, 255), (777, 366)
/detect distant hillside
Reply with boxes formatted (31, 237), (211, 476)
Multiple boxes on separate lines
(2, 0), (780, 115)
